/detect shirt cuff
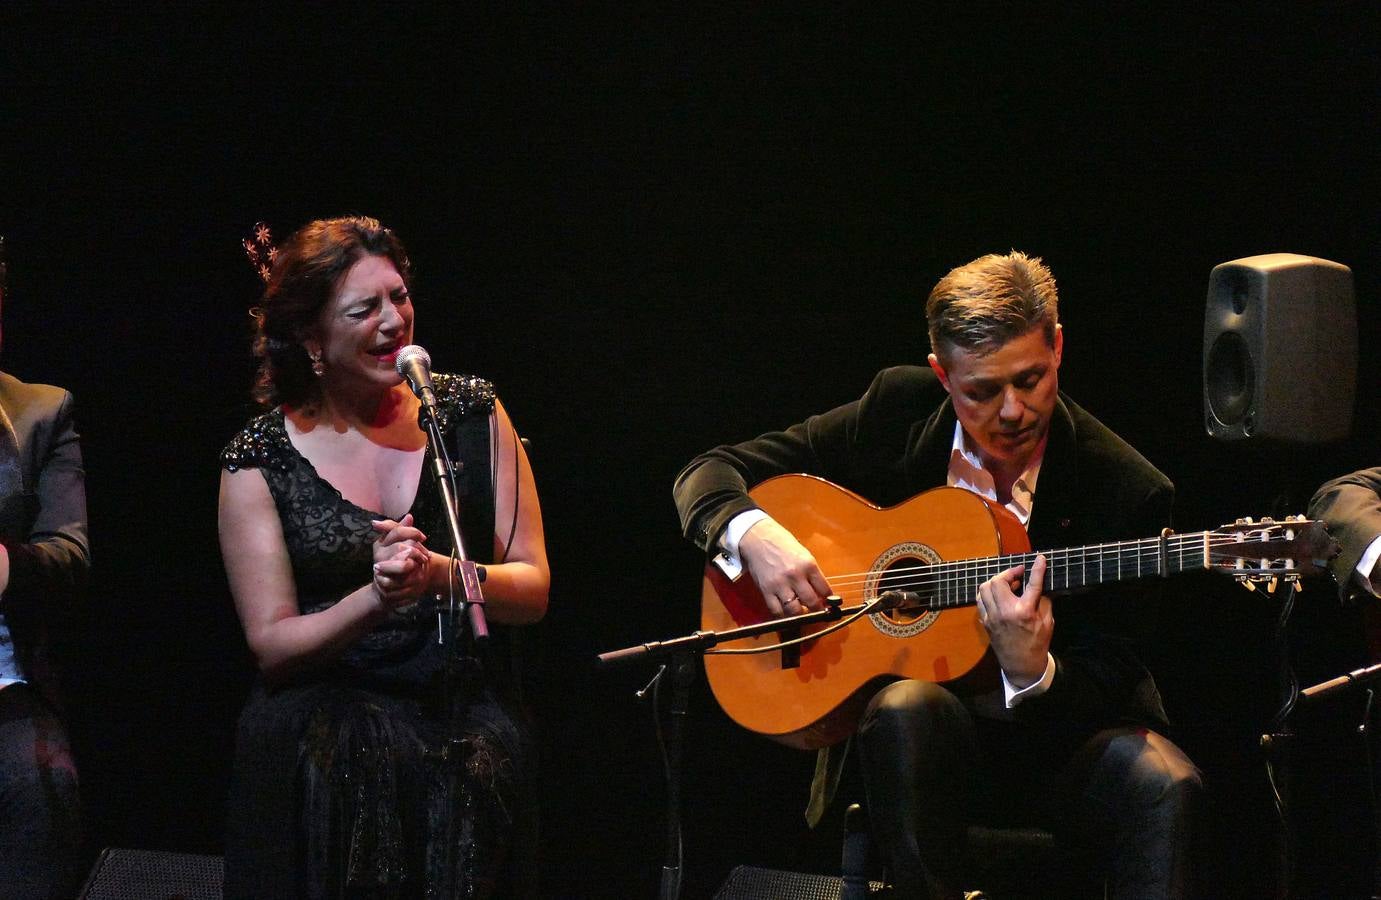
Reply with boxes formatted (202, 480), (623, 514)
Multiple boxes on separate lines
(1357, 535), (1381, 598)
(1003, 653), (1056, 708)
(720, 508), (770, 564)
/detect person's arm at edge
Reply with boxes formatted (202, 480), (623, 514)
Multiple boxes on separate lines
(0, 389), (89, 605)
(1309, 467), (1381, 601)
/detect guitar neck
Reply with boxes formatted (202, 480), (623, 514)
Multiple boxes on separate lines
(919, 531), (1216, 609)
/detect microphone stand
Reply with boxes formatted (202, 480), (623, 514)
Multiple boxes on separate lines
(1299, 662), (1381, 900)
(411, 388), (491, 832)
(599, 594), (890, 900)
(418, 398), (490, 648)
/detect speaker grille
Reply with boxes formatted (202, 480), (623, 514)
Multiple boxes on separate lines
(79, 848), (223, 900)
(1205, 330), (1255, 429)
(713, 864), (886, 899)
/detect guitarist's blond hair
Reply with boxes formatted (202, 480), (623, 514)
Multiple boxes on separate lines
(926, 250), (1059, 362)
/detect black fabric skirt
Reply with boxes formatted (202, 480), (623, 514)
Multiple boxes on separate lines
(223, 669), (537, 900)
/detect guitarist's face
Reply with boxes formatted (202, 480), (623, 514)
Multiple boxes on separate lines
(928, 324), (1063, 473)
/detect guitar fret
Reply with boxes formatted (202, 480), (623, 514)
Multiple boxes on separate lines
(902, 526), (1289, 615)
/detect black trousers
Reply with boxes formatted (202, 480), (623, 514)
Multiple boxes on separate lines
(0, 683), (82, 900)
(857, 680), (1201, 900)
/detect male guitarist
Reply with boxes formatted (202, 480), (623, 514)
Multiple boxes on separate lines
(674, 251), (1201, 899)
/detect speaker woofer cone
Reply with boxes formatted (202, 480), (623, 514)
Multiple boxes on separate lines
(1205, 331), (1254, 426)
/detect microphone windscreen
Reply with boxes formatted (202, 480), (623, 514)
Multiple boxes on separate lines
(395, 344), (431, 377)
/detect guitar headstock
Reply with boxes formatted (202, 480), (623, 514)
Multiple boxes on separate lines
(1208, 515), (1339, 591)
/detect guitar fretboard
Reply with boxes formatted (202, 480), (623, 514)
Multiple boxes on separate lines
(888, 531), (1221, 609)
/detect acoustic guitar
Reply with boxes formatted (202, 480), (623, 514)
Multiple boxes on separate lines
(700, 474), (1335, 749)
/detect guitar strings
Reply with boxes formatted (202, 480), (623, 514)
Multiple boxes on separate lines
(799, 532), (1305, 607)
(811, 531), (1298, 584)
(818, 554), (1293, 597)
(818, 544), (1288, 588)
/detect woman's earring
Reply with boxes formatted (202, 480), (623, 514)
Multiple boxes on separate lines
(309, 350), (324, 377)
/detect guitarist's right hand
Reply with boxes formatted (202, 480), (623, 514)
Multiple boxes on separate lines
(738, 517), (833, 616)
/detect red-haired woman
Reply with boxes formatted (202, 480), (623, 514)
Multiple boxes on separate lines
(219, 216), (548, 898)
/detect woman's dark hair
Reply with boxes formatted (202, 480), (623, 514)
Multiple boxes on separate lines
(251, 216), (412, 408)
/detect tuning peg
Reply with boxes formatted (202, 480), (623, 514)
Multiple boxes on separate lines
(1267, 577), (1279, 593)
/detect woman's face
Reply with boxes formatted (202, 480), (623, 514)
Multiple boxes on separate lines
(309, 253), (414, 393)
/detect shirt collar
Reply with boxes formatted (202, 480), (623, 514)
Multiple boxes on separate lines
(946, 420), (1044, 525)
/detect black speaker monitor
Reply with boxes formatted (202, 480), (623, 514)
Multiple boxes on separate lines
(1203, 253), (1356, 442)
(79, 848), (224, 900)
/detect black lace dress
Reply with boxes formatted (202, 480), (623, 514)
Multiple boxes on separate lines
(220, 375), (536, 900)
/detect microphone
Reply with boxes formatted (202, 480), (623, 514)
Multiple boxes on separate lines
(876, 590), (925, 611)
(395, 345), (437, 409)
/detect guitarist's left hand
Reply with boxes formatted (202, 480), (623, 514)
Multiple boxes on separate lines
(976, 553), (1053, 689)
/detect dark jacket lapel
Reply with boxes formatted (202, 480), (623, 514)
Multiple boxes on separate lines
(907, 393), (958, 493)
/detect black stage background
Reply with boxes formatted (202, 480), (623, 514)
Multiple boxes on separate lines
(2, 6), (1379, 897)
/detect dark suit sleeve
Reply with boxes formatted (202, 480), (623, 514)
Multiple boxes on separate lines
(673, 368), (929, 552)
(1309, 467), (1381, 601)
(2, 390), (90, 605)
(672, 396), (871, 553)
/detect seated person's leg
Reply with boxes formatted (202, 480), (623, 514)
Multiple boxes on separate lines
(1060, 727), (1202, 900)
(857, 679), (977, 900)
(0, 684), (82, 900)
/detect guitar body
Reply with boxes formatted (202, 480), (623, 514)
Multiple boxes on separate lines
(701, 475), (1030, 749)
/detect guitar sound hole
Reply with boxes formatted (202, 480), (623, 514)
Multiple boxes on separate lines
(867, 541), (941, 638)
(876, 556), (926, 625)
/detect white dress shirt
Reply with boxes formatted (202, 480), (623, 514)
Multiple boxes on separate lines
(1357, 535), (1381, 597)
